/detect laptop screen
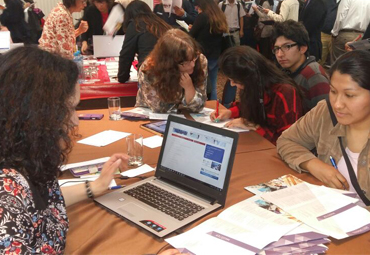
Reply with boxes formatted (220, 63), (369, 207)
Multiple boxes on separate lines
(158, 117), (237, 199)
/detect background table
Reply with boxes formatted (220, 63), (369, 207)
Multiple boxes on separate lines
(63, 102), (370, 255)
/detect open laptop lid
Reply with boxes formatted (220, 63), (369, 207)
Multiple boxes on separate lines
(155, 115), (239, 206)
(93, 35), (124, 58)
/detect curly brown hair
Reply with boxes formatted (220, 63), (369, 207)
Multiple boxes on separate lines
(142, 29), (206, 102)
(0, 46), (79, 188)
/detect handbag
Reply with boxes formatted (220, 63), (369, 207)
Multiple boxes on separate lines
(221, 33), (235, 53)
(326, 98), (370, 206)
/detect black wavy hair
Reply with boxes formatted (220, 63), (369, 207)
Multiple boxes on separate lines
(0, 46), (79, 188)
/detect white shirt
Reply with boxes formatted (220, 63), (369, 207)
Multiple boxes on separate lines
(267, 0), (299, 22)
(219, 0), (246, 29)
(331, 0), (370, 36)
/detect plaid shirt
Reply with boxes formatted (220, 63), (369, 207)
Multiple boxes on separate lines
(229, 83), (303, 145)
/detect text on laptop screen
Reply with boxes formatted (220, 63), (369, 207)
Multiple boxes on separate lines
(160, 121), (234, 191)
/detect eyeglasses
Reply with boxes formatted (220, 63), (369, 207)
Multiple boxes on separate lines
(179, 55), (199, 66)
(272, 43), (298, 54)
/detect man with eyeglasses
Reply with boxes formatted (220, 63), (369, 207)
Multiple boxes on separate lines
(272, 20), (329, 112)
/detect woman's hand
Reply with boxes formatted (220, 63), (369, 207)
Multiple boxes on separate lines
(91, 153), (130, 196)
(300, 158), (349, 190)
(75, 21), (89, 37)
(81, 41), (89, 54)
(180, 73), (196, 104)
(210, 109), (232, 122)
(224, 118), (259, 130)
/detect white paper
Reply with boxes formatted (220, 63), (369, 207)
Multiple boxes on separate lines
(78, 130), (131, 147)
(120, 164), (154, 177)
(103, 4), (124, 35)
(122, 107), (152, 117)
(142, 135), (163, 148)
(58, 177), (116, 187)
(166, 196), (300, 255)
(60, 157), (110, 171)
(176, 20), (189, 31)
(149, 113), (185, 120)
(0, 31), (11, 50)
(261, 183), (370, 239)
(190, 109), (249, 133)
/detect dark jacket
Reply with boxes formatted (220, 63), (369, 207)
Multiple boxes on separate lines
(189, 12), (222, 60)
(117, 21), (158, 83)
(299, 0), (326, 60)
(321, 0), (339, 34)
(153, 0), (197, 27)
(0, 0), (30, 43)
(81, 3), (124, 45)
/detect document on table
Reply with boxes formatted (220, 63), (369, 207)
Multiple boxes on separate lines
(142, 135), (163, 148)
(78, 130), (131, 147)
(60, 157), (110, 172)
(190, 107), (249, 133)
(58, 176), (116, 187)
(166, 196), (300, 255)
(261, 182), (370, 239)
(120, 164), (154, 177)
(149, 112), (185, 120)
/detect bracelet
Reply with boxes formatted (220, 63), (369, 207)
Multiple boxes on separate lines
(85, 180), (94, 199)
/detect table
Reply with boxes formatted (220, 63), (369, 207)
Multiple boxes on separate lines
(63, 103), (370, 255)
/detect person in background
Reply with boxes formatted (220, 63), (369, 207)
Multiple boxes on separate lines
(261, 0), (299, 22)
(331, 0), (370, 63)
(0, 46), (184, 255)
(189, 0), (228, 100)
(23, 0), (45, 44)
(154, 0), (197, 28)
(117, 0), (171, 83)
(0, 0), (30, 43)
(240, 0), (258, 49)
(39, 0), (89, 59)
(81, 0), (124, 55)
(277, 50), (370, 208)
(252, 0), (274, 60)
(272, 20), (330, 112)
(136, 29), (207, 113)
(218, 0), (246, 46)
(210, 46), (303, 145)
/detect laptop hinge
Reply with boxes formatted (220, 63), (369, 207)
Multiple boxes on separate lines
(211, 199), (218, 205)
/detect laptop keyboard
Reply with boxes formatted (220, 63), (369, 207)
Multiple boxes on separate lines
(124, 183), (205, 221)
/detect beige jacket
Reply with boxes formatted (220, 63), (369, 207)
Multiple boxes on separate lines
(277, 100), (370, 204)
(267, 0), (299, 22)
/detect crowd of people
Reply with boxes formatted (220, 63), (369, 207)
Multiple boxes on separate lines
(0, 0), (370, 253)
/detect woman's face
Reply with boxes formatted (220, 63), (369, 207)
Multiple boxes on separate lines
(70, 84), (81, 127)
(178, 54), (198, 75)
(229, 79), (244, 90)
(329, 71), (370, 128)
(72, 0), (87, 12)
(94, 1), (109, 13)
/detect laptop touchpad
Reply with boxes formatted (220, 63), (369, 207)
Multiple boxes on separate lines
(118, 203), (148, 217)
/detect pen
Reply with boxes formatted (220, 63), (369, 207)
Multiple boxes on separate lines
(215, 99), (220, 123)
(109, 185), (125, 190)
(329, 156), (337, 169)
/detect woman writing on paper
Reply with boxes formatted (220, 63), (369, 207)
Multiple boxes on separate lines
(0, 46), (183, 255)
(210, 46), (303, 145)
(117, 0), (171, 83)
(135, 28), (207, 113)
(277, 50), (370, 207)
(189, 0), (228, 100)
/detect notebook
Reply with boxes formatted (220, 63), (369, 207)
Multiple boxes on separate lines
(95, 115), (239, 237)
(93, 35), (125, 58)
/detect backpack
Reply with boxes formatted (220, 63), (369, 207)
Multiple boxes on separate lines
(221, 0), (241, 26)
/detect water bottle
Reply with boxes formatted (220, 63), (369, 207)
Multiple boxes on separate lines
(73, 50), (84, 83)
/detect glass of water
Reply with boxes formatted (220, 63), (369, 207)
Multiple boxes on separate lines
(126, 134), (144, 167)
(107, 97), (121, 120)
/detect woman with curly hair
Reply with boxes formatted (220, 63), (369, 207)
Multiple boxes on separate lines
(81, 0), (125, 54)
(190, 0), (228, 100)
(135, 28), (207, 113)
(210, 46), (303, 145)
(117, 0), (171, 83)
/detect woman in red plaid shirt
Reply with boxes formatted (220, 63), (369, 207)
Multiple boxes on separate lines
(211, 46), (303, 145)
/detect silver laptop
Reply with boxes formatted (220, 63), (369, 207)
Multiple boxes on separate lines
(93, 35), (124, 58)
(95, 115), (239, 237)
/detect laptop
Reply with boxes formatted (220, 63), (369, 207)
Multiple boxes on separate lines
(93, 35), (125, 58)
(95, 115), (239, 237)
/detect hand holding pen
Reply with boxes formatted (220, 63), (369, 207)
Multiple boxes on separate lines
(329, 156), (348, 190)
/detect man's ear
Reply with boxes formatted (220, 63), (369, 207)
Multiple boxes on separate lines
(299, 45), (308, 55)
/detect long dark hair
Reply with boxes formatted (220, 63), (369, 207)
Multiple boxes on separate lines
(219, 46), (300, 126)
(329, 50), (370, 90)
(123, 0), (171, 38)
(142, 29), (205, 103)
(0, 46), (79, 188)
(195, 0), (228, 34)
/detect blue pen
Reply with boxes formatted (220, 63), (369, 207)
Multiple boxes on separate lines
(109, 185), (125, 190)
(329, 156), (338, 169)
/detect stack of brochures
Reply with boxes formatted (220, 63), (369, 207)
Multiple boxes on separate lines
(165, 174), (370, 254)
